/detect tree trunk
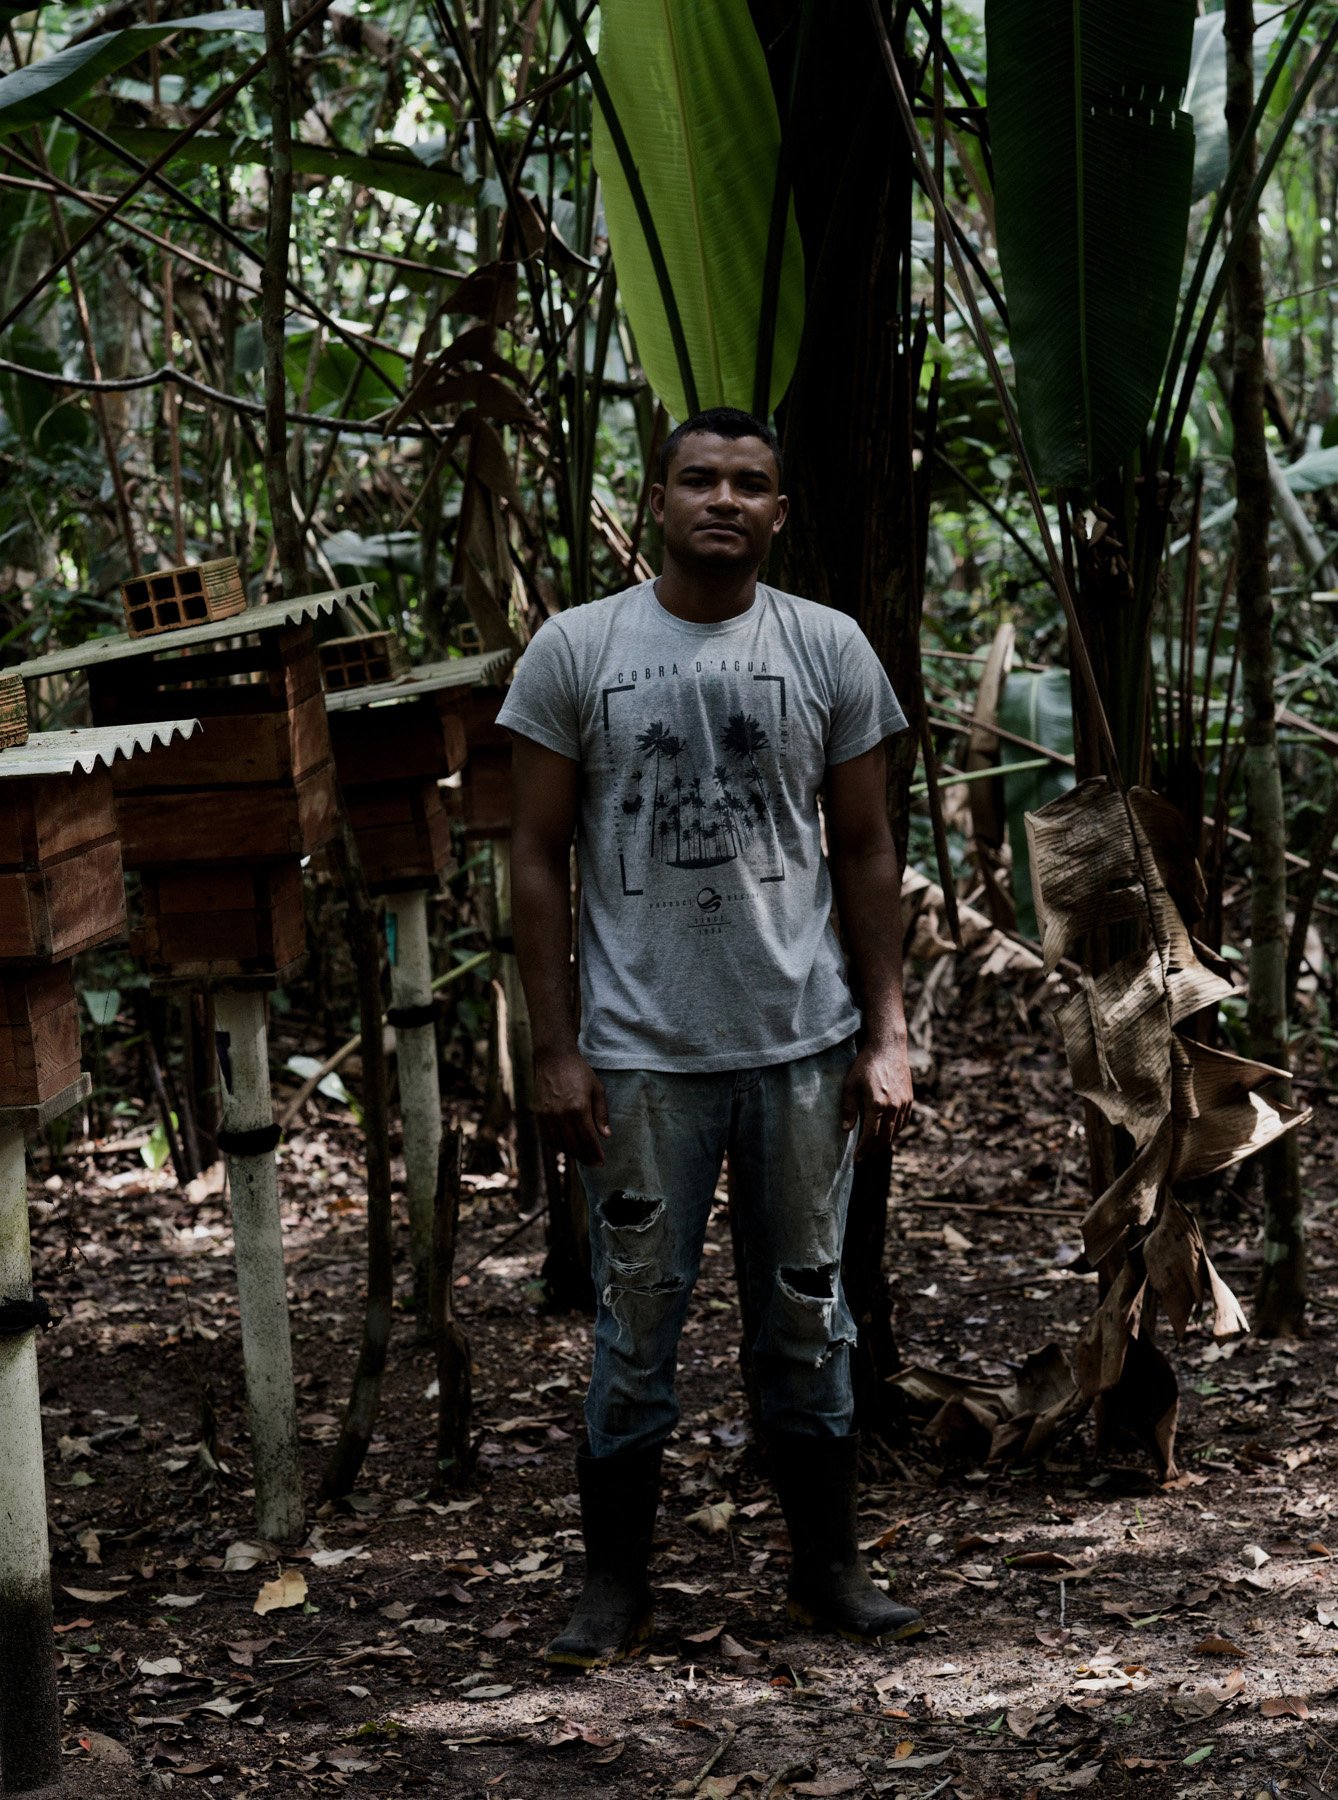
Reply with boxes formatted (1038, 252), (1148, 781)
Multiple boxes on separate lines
(1224, 0), (1305, 1335)
(260, 0), (309, 597)
(748, 0), (925, 1435)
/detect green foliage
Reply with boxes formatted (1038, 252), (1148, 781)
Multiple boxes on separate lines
(590, 0), (805, 422)
(986, 0), (1197, 486)
(99, 126), (475, 210)
(0, 11), (263, 134)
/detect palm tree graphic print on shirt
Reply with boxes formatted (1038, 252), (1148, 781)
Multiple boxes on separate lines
(611, 688), (786, 896)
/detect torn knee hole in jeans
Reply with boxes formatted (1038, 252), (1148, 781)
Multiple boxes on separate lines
(779, 1262), (837, 1302)
(603, 1189), (664, 1231)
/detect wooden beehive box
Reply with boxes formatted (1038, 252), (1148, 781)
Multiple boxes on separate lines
(342, 780), (452, 891)
(320, 632), (408, 692)
(120, 558), (247, 639)
(87, 624), (336, 868)
(439, 686), (511, 839)
(0, 772), (124, 962)
(134, 863), (307, 984)
(328, 691), (466, 892)
(0, 965), (81, 1108)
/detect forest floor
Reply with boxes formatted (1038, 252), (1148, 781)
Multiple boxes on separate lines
(23, 975), (1338, 1800)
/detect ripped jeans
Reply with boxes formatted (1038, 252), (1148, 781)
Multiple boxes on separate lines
(579, 1038), (859, 1457)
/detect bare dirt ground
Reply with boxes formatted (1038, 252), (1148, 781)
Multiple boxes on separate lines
(24, 983), (1338, 1800)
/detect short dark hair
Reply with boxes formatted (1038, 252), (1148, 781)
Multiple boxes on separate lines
(657, 406), (783, 487)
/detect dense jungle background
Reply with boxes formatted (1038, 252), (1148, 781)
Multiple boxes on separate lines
(3, 1), (1338, 1795)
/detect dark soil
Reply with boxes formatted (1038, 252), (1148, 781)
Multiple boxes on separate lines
(19, 981), (1338, 1800)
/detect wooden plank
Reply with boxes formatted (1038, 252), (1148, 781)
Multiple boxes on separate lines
(0, 978), (81, 1106)
(143, 866), (262, 914)
(110, 712), (287, 791)
(0, 871), (44, 958)
(288, 692), (333, 783)
(136, 859), (306, 979)
(329, 700), (465, 784)
(441, 685), (509, 752)
(366, 814), (451, 887)
(0, 965), (72, 1028)
(116, 787), (308, 864)
(0, 774), (118, 872)
(460, 748), (512, 836)
(41, 836), (127, 960)
(293, 760), (338, 857)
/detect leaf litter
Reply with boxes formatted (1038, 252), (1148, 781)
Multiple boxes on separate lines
(26, 988), (1338, 1795)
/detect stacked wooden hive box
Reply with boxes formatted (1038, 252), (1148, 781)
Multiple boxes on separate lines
(0, 674), (186, 1115)
(92, 564), (339, 985)
(321, 632), (464, 890)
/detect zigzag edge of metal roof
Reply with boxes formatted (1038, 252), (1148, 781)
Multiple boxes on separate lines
(322, 644), (516, 712)
(0, 718), (200, 782)
(9, 586), (376, 679)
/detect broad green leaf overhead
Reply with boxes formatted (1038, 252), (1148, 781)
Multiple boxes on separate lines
(1183, 10), (1284, 202)
(986, 0), (1197, 487)
(591, 0), (804, 422)
(0, 12), (263, 136)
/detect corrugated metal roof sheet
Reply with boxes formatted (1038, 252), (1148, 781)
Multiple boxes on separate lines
(323, 646), (515, 713)
(0, 719), (199, 781)
(10, 586), (376, 680)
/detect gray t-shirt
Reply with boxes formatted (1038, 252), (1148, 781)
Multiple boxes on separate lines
(497, 580), (907, 1072)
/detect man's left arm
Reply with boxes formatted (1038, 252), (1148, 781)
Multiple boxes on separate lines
(824, 741), (913, 1160)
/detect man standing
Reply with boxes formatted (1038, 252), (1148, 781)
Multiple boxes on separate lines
(498, 407), (921, 1668)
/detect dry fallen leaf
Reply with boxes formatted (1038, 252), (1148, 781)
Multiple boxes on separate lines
(1010, 1550), (1079, 1571)
(136, 1656), (183, 1677)
(1241, 1543), (1271, 1569)
(79, 1732), (132, 1764)
(76, 1529), (101, 1567)
(1193, 1634), (1247, 1658)
(685, 1500), (736, 1535)
(223, 1542), (271, 1572)
(1168, 1667), (1246, 1720)
(1261, 1695), (1309, 1720)
(62, 1586), (121, 1605)
(253, 1570), (308, 1615)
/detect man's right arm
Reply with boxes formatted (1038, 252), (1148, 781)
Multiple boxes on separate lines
(509, 733), (611, 1167)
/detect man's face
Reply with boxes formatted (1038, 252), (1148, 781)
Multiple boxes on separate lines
(650, 433), (788, 573)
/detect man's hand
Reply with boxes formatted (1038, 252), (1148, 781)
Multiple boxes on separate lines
(840, 1042), (913, 1161)
(534, 1047), (612, 1167)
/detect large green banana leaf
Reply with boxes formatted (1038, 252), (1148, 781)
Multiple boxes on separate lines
(986, 0), (1197, 488)
(591, 0), (804, 422)
(0, 11), (262, 136)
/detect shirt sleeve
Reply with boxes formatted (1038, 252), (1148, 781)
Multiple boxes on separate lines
(826, 624), (909, 765)
(495, 619), (582, 760)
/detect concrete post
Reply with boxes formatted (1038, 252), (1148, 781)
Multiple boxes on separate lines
(386, 889), (442, 1319)
(214, 990), (304, 1544)
(0, 1124), (61, 1793)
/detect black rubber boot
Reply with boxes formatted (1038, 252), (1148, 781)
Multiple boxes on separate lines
(769, 1430), (924, 1644)
(544, 1439), (663, 1670)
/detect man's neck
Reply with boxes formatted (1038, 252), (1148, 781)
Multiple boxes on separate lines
(653, 559), (760, 624)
